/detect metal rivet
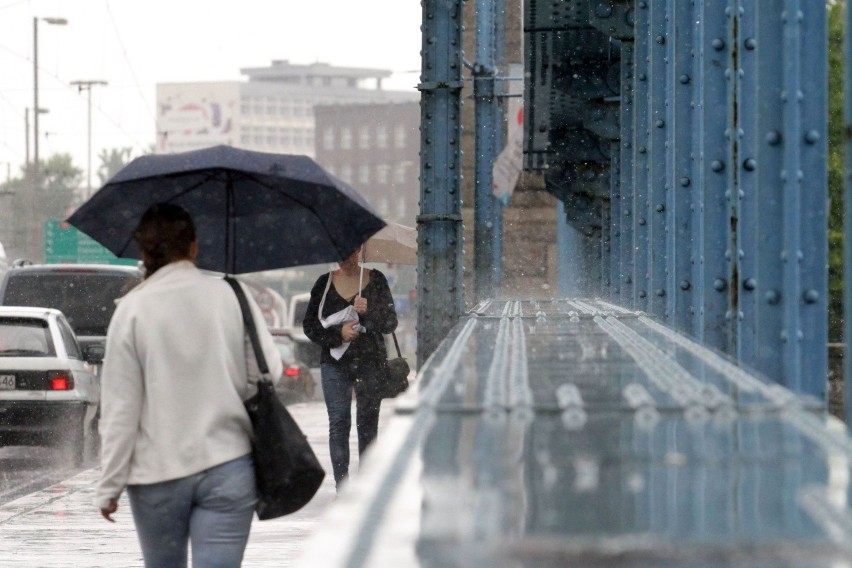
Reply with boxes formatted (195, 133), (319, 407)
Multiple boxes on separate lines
(680, 280), (691, 291)
(743, 278), (757, 291)
(803, 290), (820, 304)
(639, 146), (647, 154)
(655, 119), (665, 128)
(638, 1), (647, 8)
(656, 204), (665, 213)
(743, 158), (756, 171)
(639, 290), (647, 298)
(679, 177), (691, 187)
(805, 130), (820, 144)
(765, 289), (781, 305)
(712, 38), (725, 51)
(679, 74), (691, 84)
(744, 38), (757, 50)
(711, 160), (725, 172)
(638, 218), (647, 226)
(638, 73), (647, 81)
(766, 130), (782, 145)
(595, 3), (613, 18)
(656, 35), (666, 45)
(713, 278), (727, 292)
(656, 289), (666, 297)
(625, 276), (632, 284)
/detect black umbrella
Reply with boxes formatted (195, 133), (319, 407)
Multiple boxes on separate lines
(67, 145), (386, 274)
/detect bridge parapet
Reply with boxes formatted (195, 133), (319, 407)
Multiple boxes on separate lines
(298, 300), (849, 567)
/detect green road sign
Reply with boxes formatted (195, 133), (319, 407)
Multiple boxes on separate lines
(44, 220), (137, 265)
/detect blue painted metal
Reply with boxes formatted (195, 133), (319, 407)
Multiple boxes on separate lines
(620, 40), (635, 309)
(473, 0), (502, 302)
(632, 2), (650, 310)
(299, 301), (842, 568)
(646, 0), (667, 319)
(608, 141), (620, 299)
(667, 0), (695, 334)
(845, 0), (852, 425)
(793, 4), (827, 398)
(416, 0), (464, 367)
(693, 0), (734, 353)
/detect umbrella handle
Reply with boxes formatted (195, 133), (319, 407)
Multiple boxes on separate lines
(358, 248), (364, 296)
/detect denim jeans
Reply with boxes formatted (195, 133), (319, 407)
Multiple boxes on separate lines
(126, 454), (256, 568)
(321, 362), (382, 489)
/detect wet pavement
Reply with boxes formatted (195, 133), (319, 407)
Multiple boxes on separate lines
(0, 399), (395, 567)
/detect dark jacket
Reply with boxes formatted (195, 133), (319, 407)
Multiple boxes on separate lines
(302, 269), (398, 368)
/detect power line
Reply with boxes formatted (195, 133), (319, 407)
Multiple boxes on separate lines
(103, 0), (155, 122)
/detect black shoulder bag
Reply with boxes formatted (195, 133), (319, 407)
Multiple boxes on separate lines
(380, 332), (410, 399)
(225, 277), (325, 520)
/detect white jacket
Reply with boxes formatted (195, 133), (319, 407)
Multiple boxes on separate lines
(95, 261), (282, 509)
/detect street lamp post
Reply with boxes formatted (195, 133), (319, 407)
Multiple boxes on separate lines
(70, 80), (108, 199)
(30, 16), (67, 261)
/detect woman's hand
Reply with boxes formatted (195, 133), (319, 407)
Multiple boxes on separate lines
(101, 498), (119, 522)
(354, 296), (367, 314)
(341, 321), (361, 342)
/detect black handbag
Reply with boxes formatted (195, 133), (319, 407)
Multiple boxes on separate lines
(380, 332), (410, 399)
(225, 277), (325, 520)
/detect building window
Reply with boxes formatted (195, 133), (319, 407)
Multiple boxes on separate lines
(253, 98), (263, 115)
(279, 128), (291, 147)
(266, 127), (277, 146)
(394, 125), (406, 148)
(340, 165), (353, 183)
(379, 197), (390, 216)
(396, 196), (407, 219)
(358, 165), (370, 185)
(241, 103), (250, 115)
(294, 100), (305, 117)
(358, 126), (370, 149)
(376, 125), (388, 148)
(341, 127), (353, 150)
(394, 162), (408, 184)
(323, 128), (335, 150)
(279, 101), (291, 117)
(376, 165), (390, 185)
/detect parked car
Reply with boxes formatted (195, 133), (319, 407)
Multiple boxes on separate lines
(286, 291), (322, 395)
(269, 328), (316, 403)
(0, 263), (143, 362)
(0, 306), (104, 465)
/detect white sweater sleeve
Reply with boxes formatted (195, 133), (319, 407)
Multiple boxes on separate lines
(95, 305), (144, 509)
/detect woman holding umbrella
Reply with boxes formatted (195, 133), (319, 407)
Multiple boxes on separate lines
(303, 245), (398, 492)
(95, 203), (283, 567)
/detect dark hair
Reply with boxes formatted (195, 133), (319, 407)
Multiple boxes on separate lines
(133, 203), (196, 278)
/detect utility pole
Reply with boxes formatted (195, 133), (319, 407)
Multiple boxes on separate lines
(70, 80), (108, 199)
(30, 16), (68, 261)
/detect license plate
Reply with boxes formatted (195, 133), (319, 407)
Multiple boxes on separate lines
(0, 375), (15, 390)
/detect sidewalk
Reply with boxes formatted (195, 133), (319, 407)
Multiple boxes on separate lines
(0, 400), (394, 567)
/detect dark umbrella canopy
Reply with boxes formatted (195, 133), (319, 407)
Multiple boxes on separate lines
(67, 145), (386, 274)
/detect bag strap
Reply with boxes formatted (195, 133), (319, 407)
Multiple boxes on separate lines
(224, 277), (269, 375)
(391, 332), (402, 358)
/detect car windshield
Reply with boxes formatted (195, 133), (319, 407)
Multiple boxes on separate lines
(3, 272), (140, 336)
(274, 339), (294, 363)
(0, 317), (55, 357)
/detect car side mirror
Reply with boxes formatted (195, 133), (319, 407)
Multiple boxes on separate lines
(83, 344), (105, 365)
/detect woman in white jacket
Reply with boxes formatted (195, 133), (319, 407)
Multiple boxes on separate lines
(95, 203), (282, 568)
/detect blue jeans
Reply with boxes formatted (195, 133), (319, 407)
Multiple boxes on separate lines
(126, 454), (256, 568)
(321, 362), (382, 489)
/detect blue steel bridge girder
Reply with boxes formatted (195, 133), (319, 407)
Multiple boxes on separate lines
(523, 0), (828, 399)
(417, 0), (465, 368)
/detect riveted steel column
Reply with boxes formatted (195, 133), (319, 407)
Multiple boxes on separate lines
(646, 0), (668, 319)
(788, 3), (826, 397)
(633, 1), (650, 310)
(418, 0), (465, 366)
(667, 1), (695, 334)
(620, 40), (635, 308)
(473, 0), (503, 302)
(693, 0), (734, 352)
(608, 141), (620, 300)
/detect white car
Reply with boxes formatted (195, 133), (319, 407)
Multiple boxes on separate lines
(0, 306), (103, 466)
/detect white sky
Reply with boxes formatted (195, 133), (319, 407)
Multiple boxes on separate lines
(0, 0), (422, 184)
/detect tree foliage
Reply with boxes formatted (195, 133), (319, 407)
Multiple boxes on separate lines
(828, 1), (843, 342)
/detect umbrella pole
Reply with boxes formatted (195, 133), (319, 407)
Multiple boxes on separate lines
(227, 172), (234, 275)
(359, 247), (364, 296)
